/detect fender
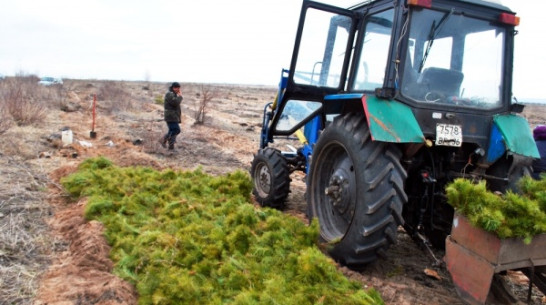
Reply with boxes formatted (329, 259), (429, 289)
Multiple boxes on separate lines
(487, 114), (540, 162)
(361, 95), (425, 143)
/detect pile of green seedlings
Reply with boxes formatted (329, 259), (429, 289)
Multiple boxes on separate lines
(61, 157), (383, 305)
(446, 177), (546, 243)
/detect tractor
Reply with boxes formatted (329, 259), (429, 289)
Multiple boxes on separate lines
(250, 0), (539, 268)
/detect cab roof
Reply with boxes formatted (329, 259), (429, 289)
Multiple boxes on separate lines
(348, 0), (513, 13)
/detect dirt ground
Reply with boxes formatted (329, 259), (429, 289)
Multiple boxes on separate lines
(1, 79), (545, 305)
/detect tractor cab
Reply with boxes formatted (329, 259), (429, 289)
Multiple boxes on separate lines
(264, 0), (526, 156)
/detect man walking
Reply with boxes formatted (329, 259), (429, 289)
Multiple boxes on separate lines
(160, 82), (183, 150)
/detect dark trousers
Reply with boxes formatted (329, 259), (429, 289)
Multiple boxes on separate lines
(164, 122), (181, 146)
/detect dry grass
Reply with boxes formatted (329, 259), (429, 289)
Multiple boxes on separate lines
(139, 121), (166, 154)
(122, 112), (166, 154)
(96, 81), (139, 114)
(522, 104), (546, 128)
(0, 75), (63, 304)
(0, 156), (52, 305)
(0, 102), (13, 135)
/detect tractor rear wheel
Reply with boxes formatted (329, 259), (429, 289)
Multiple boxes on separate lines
(307, 113), (407, 267)
(250, 147), (290, 209)
(486, 155), (532, 193)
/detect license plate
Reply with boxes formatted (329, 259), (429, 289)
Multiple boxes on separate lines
(436, 124), (462, 147)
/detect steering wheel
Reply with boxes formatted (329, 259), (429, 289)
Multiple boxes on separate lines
(425, 91), (445, 103)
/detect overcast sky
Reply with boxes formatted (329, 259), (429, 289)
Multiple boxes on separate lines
(0, 0), (544, 99)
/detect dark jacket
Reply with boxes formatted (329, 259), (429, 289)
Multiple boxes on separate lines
(533, 140), (546, 179)
(164, 90), (183, 123)
(532, 125), (546, 179)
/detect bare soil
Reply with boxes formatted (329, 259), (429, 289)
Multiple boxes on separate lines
(1, 79), (545, 305)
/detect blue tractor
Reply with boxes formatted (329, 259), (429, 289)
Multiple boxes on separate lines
(250, 0), (539, 268)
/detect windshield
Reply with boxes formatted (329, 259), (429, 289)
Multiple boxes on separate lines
(401, 9), (506, 109)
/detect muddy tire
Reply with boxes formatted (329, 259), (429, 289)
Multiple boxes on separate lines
(307, 113), (407, 267)
(486, 155), (533, 193)
(250, 147), (290, 209)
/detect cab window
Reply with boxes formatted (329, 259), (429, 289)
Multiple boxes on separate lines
(352, 9), (395, 91)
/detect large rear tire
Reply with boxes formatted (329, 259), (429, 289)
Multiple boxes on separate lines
(486, 154), (532, 193)
(307, 113), (407, 267)
(250, 148), (290, 209)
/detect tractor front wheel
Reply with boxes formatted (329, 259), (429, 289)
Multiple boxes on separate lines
(250, 147), (291, 209)
(307, 113), (407, 267)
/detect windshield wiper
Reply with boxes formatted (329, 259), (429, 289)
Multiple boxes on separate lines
(418, 9), (454, 73)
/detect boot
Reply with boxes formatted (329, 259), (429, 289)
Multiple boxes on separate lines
(159, 136), (168, 148)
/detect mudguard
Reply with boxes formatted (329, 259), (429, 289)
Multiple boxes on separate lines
(487, 114), (540, 161)
(361, 95), (425, 143)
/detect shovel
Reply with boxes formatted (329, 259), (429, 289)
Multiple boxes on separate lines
(90, 94), (97, 138)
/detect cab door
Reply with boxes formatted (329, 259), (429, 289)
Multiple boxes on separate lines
(270, 0), (357, 137)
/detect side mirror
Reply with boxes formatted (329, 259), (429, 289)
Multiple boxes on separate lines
(510, 103), (524, 113)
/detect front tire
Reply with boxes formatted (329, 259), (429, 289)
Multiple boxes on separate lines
(307, 113), (407, 267)
(250, 148), (291, 209)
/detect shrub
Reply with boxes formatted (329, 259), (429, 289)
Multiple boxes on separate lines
(194, 84), (217, 125)
(0, 76), (47, 126)
(61, 157), (383, 305)
(446, 177), (546, 243)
